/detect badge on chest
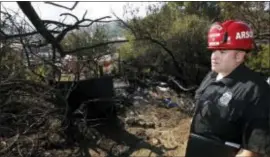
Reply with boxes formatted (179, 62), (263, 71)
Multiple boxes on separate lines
(219, 91), (233, 107)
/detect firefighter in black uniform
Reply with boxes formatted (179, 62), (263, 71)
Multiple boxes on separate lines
(185, 20), (270, 157)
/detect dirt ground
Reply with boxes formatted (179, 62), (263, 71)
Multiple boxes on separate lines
(126, 107), (191, 157)
(37, 105), (192, 157)
(87, 104), (192, 157)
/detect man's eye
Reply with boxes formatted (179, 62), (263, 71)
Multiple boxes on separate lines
(220, 51), (226, 54)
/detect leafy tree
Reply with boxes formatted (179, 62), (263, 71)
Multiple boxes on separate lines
(246, 44), (270, 75)
(119, 3), (212, 85)
(170, 2), (221, 21)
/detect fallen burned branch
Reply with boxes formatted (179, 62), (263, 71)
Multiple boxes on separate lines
(0, 134), (19, 154)
(168, 76), (198, 92)
(0, 78), (69, 156)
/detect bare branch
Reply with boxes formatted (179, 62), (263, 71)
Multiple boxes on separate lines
(2, 5), (36, 31)
(27, 42), (49, 48)
(0, 11), (11, 17)
(9, 19), (48, 83)
(0, 30), (6, 37)
(61, 14), (68, 24)
(92, 16), (112, 22)
(42, 20), (72, 27)
(55, 22), (80, 42)
(20, 39), (47, 83)
(61, 12), (116, 24)
(60, 13), (79, 22)
(93, 19), (121, 23)
(65, 39), (130, 55)
(56, 16), (111, 42)
(2, 30), (61, 40)
(145, 36), (186, 79)
(113, 12), (138, 37)
(82, 10), (88, 19)
(17, 2), (64, 56)
(44, 2), (79, 11)
(77, 16), (117, 27)
(15, 1), (122, 59)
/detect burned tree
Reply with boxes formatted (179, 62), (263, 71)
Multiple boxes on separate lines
(0, 2), (130, 156)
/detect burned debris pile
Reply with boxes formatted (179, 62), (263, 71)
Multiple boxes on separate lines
(0, 76), (195, 157)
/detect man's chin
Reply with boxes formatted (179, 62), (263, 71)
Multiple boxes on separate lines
(211, 67), (219, 73)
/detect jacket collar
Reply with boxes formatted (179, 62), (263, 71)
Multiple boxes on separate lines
(210, 63), (247, 87)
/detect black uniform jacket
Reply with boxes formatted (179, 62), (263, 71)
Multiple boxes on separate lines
(191, 63), (270, 155)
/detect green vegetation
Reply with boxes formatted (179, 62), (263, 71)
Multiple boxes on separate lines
(117, 2), (269, 85)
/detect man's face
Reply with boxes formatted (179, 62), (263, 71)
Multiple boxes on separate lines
(211, 50), (244, 75)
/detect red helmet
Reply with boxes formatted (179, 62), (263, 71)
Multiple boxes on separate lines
(207, 20), (255, 51)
